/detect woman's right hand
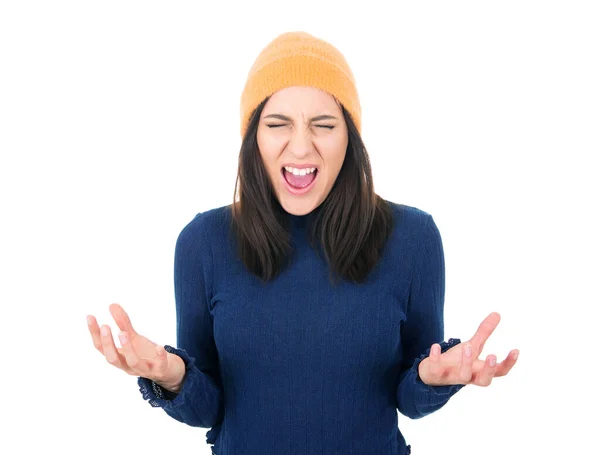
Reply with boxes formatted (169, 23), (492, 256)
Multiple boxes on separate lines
(87, 303), (185, 391)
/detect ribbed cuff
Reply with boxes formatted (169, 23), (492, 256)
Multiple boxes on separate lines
(137, 344), (195, 408)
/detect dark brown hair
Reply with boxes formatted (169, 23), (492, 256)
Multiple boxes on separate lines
(230, 96), (394, 286)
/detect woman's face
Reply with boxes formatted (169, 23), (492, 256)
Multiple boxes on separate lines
(257, 86), (348, 216)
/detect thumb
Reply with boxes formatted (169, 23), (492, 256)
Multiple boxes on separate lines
(154, 344), (172, 379)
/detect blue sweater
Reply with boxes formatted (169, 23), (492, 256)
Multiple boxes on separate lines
(138, 201), (464, 454)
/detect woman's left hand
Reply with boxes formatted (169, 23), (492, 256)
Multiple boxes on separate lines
(418, 312), (519, 387)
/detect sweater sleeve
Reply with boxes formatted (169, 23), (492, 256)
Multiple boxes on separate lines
(137, 212), (224, 429)
(396, 213), (465, 419)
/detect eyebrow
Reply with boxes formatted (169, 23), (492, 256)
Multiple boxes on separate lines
(263, 114), (339, 122)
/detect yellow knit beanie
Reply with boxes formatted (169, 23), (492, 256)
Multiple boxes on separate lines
(240, 31), (361, 138)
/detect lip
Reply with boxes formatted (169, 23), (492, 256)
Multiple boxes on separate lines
(281, 167), (319, 195)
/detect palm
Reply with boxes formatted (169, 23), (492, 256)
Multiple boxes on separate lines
(431, 342), (494, 384)
(112, 333), (157, 372)
(128, 332), (159, 359)
(418, 312), (519, 387)
(88, 303), (168, 378)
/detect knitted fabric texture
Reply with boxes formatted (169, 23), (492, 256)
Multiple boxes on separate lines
(136, 201), (465, 454)
(239, 31), (362, 138)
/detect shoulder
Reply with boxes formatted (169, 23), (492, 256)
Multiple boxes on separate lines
(381, 199), (442, 258)
(176, 203), (232, 245)
(382, 201), (444, 274)
(383, 199), (435, 233)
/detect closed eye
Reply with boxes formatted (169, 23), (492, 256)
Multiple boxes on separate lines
(266, 124), (334, 129)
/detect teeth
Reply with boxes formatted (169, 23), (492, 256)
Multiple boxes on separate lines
(284, 166), (317, 176)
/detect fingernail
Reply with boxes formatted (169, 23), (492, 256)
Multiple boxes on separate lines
(514, 350), (519, 361)
(489, 357), (496, 367)
(87, 316), (92, 325)
(101, 325), (109, 336)
(465, 344), (472, 357)
(118, 332), (127, 344)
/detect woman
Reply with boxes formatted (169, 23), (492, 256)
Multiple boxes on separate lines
(87, 31), (519, 454)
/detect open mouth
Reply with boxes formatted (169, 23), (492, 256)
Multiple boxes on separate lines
(281, 167), (319, 193)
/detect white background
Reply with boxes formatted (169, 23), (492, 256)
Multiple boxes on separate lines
(1, 1), (598, 454)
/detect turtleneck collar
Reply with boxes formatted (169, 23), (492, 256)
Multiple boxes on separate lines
(287, 212), (309, 229)
(284, 204), (323, 231)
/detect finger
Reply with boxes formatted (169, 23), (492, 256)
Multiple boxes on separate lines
(474, 354), (497, 387)
(469, 312), (501, 356)
(100, 324), (128, 370)
(109, 303), (137, 335)
(458, 343), (474, 383)
(494, 349), (520, 377)
(87, 315), (104, 354)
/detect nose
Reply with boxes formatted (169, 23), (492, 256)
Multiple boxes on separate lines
(286, 128), (314, 158)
